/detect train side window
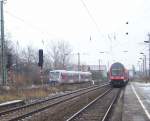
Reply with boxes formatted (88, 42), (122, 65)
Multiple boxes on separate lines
(61, 74), (66, 80)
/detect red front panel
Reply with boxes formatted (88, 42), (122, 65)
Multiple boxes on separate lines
(110, 76), (124, 80)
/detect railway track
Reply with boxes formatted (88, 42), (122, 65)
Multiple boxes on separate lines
(66, 88), (121, 121)
(0, 100), (25, 112)
(0, 83), (110, 121)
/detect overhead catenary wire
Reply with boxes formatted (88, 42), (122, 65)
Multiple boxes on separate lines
(6, 1), (103, 43)
(4, 10), (68, 58)
(4, 10), (63, 40)
(5, 11), (43, 33)
(79, 0), (101, 33)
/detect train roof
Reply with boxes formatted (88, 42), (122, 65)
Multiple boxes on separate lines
(110, 62), (125, 68)
(50, 70), (91, 75)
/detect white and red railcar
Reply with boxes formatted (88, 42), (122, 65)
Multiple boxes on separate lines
(49, 70), (92, 84)
(109, 62), (129, 87)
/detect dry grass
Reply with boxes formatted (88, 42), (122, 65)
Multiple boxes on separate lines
(0, 87), (59, 103)
(0, 82), (91, 103)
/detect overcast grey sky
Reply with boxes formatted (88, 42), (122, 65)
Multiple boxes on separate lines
(3, 0), (150, 69)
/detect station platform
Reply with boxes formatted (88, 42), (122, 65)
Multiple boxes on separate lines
(122, 82), (150, 121)
(0, 100), (24, 111)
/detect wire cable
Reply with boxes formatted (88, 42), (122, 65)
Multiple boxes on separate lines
(4, 10), (61, 39)
(79, 0), (100, 32)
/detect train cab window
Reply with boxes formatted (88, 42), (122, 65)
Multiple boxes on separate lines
(61, 74), (67, 80)
(50, 72), (60, 80)
(111, 69), (123, 76)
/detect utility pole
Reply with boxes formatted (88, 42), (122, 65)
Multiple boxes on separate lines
(78, 52), (80, 71)
(0, 0), (6, 85)
(144, 33), (150, 77)
(144, 55), (147, 77)
(99, 59), (101, 71)
(141, 54), (147, 77)
(139, 58), (144, 74)
(63, 56), (65, 69)
(77, 52), (80, 82)
(143, 58), (145, 75)
(148, 33), (150, 77)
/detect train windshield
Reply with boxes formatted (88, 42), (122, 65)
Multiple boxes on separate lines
(111, 69), (123, 76)
(49, 72), (60, 80)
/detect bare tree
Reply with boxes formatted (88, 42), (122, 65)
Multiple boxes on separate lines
(0, 35), (16, 85)
(58, 40), (72, 69)
(21, 45), (38, 64)
(43, 53), (52, 70)
(19, 45), (41, 85)
(45, 40), (72, 70)
(0, 37), (73, 86)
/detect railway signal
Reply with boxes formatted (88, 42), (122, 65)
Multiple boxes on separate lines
(6, 53), (12, 69)
(38, 49), (43, 67)
(6, 53), (13, 85)
(38, 49), (44, 86)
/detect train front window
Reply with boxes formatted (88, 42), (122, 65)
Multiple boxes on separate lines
(50, 72), (60, 80)
(111, 69), (123, 76)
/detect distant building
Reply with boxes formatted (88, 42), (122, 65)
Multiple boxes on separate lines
(65, 64), (89, 71)
(88, 65), (107, 78)
(65, 64), (107, 72)
(60, 64), (108, 80)
(88, 65), (107, 71)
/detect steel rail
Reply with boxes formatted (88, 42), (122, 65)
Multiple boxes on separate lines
(66, 88), (113, 121)
(2, 83), (110, 121)
(0, 83), (109, 116)
(101, 88), (121, 121)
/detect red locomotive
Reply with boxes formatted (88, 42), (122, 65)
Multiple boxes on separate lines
(109, 62), (129, 87)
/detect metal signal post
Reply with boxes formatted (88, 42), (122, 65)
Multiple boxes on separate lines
(38, 49), (44, 85)
(148, 34), (150, 77)
(0, 0), (7, 85)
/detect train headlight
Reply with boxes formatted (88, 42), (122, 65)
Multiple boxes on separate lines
(120, 76), (124, 79)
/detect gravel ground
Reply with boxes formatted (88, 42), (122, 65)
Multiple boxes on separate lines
(107, 87), (125, 121)
(26, 86), (110, 121)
